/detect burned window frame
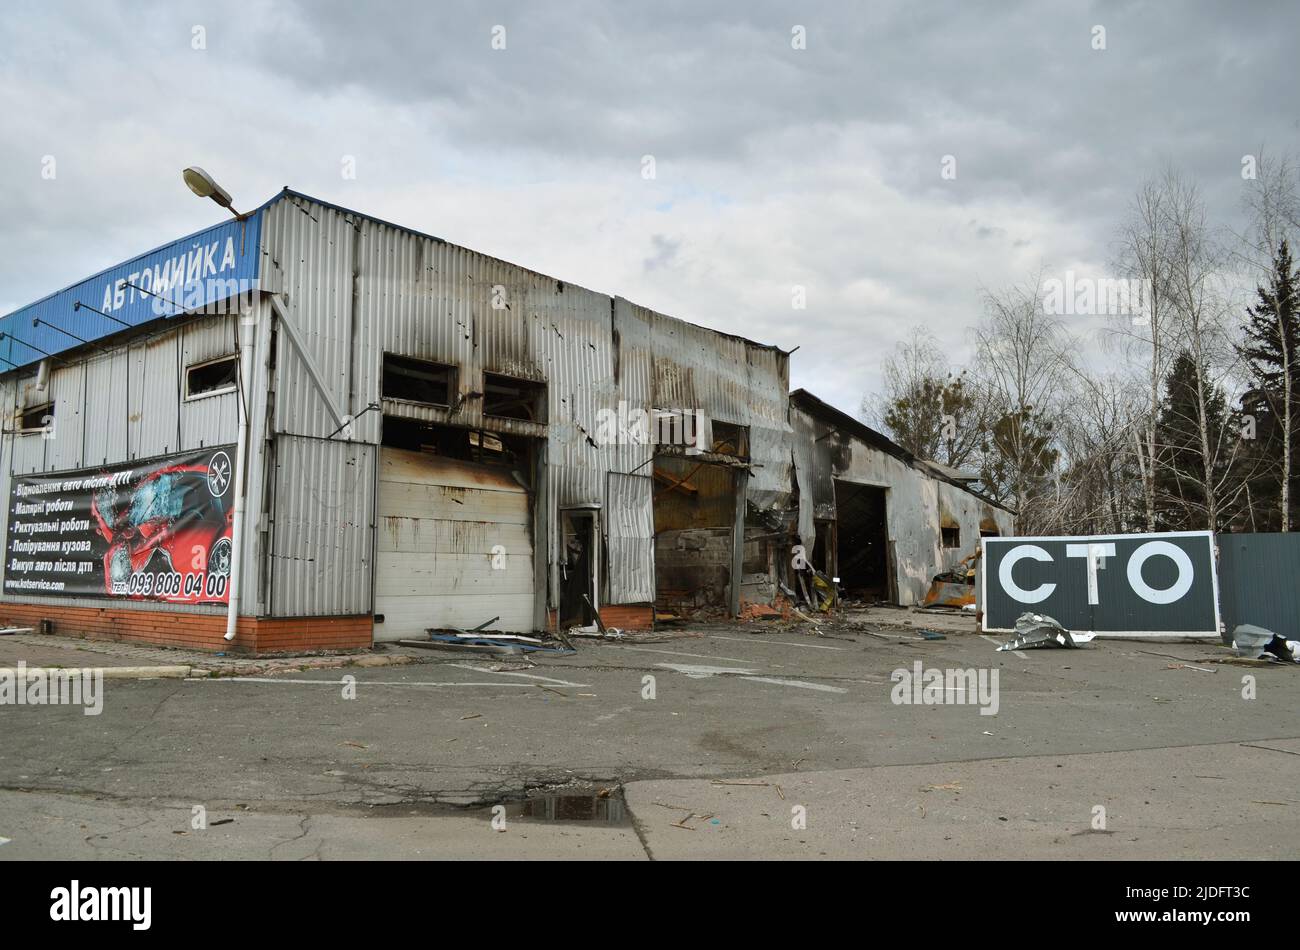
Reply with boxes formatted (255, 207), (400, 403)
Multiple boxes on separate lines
(18, 401), (54, 435)
(184, 354), (240, 401)
(710, 420), (750, 459)
(483, 372), (546, 423)
(941, 525), (961, 549)
(381, 353), (456, 408)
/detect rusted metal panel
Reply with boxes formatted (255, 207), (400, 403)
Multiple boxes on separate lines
(621, 299), (792, 511)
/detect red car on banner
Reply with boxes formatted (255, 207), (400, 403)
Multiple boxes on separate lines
(89, 449), (234, 604)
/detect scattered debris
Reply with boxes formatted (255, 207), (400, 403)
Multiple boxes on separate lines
(738, 602), (782, 621)
(669, 811), (716, 831)
(791, 607), (823, 626)
(459, 713), (482, 721)
(922, 551), (978, 608)
(1231, 624), (1300, 663)
(918, 629), (946, 641)
(923, 782), (963, 792)
(566, 623), (624, 640)
(400, 634), (575, 655)
(997, 612), (1095, 651)
(450, 632), (543, 644)
(209, 818), (235, 827)
(0, 627), (34, 636)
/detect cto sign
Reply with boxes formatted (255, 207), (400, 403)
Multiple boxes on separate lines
(981, 531), (1220, 637)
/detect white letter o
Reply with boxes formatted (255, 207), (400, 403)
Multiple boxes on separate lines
(1126, 541), (1193, 604)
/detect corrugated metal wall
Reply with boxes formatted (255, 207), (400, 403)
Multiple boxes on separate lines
(606, 472), (654, 603)
(260, 194), (793, 614)
(1216, 532), (1300, 638)
(0, 314), (242, 614)
(267, 434), (375, 617)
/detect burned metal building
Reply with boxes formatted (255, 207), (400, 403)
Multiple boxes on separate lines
(0, 188), (1010, 653)
(791, 390), (1014, 606)
(0, 189), (793, 651)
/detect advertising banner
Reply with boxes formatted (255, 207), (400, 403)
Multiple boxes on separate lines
(5, 447), (236, 604)
(981, 531), (1220, 637)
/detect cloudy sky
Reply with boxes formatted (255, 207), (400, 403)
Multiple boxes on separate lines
(1, 0), (1297, 414)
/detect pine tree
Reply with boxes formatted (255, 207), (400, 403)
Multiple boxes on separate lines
(1154, 350), (1231, 530)
(1239, 239), (1300, 530)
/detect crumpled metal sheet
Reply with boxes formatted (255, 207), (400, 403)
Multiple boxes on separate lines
(997, 612), (1096, 651)
(1232, 624), (1300, 662)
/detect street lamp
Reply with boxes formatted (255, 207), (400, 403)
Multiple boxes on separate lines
(182, 166), (244, 219)
(181, 164), (251, 640)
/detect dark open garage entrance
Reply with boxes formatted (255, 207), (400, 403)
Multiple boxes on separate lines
(834, 480), (893, 601)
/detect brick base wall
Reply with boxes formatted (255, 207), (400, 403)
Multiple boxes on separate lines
(547, 604), (654, 632)
(0, 601), (373, 656)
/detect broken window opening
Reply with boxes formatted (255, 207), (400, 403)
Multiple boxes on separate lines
(19, 401), (53, 434)
(941, 525), (961, 548)
(710, 420), (750, 458)
(483, 372), (546, 422)
(381, 415), (532, 476)
(382, 354), (454, 407)
(652, 408), (702, 449)
(185, 355), (239, 399)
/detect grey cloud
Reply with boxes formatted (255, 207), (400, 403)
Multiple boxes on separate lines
(0, 0), (1296, 413)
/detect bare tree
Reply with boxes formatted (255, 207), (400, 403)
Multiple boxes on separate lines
(1159, 167), (1248, 530)
(974, 271), (1074, 527)
(1052, 371), (1147, 534)
(1113, 175), (1177, 528)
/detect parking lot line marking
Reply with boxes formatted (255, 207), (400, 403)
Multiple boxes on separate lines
(604, 645), (754, 663)
(190, 678), (539, 687)
(742, 676), (848, 694)
(707, 634), (844, 651)
(447, 663), (590, 688)
(656, 662), (758, 678)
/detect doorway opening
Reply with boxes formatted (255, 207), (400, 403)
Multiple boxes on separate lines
(652, 455), (737, 613)
(834, 480), (892, 601)
(559, 507), (599, 628)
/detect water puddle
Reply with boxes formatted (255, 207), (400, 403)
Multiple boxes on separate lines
(501, 785), (628, 825)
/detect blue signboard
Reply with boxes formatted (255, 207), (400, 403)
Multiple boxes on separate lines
(0, 211), (262, 370)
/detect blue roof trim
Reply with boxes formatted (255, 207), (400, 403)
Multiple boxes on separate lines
(0, 198), (277, 372)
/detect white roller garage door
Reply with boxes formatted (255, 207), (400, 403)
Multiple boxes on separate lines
(374, 448), (535, 640)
